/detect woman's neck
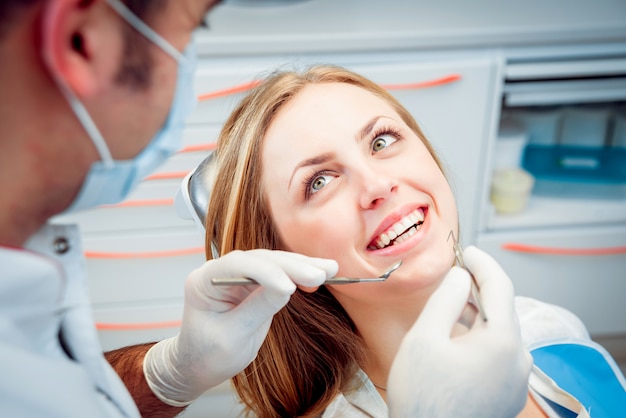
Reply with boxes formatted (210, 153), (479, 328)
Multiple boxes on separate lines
(337, 284), (467, 399)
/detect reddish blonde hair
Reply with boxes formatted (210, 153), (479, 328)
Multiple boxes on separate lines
(206, 65), (443, 417)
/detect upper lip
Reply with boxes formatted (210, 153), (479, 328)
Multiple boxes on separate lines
(367, 203), (427, 249)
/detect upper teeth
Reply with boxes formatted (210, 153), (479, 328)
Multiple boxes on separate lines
(371, 209), (425, 250)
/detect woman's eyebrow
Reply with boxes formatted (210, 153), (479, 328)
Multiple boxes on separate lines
(357, 116), (383, 142)
(288, 152), (335, 190)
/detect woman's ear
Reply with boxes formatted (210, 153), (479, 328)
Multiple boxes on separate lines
(41, 0), (122, 97)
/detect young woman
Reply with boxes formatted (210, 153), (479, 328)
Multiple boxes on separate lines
(203, 66), (623, 417)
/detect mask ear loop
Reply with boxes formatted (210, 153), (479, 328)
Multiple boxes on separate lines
(105, 0), (185, 63)
(50, 78), (115, 168)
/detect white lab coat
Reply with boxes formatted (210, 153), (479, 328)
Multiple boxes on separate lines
(0, 223), (140, 417)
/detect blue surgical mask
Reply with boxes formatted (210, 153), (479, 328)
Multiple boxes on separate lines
(56, 0), (198, 213)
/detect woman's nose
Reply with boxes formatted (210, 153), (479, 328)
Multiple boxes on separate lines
(358, 169), (398, 210)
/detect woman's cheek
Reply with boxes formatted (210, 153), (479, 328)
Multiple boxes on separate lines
(280, 211), (352, 260)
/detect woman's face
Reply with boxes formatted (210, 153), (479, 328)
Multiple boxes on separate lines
(261, 83), (458, 302)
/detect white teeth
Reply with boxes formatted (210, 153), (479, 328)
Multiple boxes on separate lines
(380, 234), (390, 247)
(371, 208), (425, 250)
(395, 226), (416, 244)
(393, 221), (405, 237)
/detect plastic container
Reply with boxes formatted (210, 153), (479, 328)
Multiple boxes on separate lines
(490, 168), (535, 214)
(522, 144), (626, 199)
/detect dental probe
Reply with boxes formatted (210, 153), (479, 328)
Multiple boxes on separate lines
(211, 260), (402, 286)
(448, 231), (488, 322)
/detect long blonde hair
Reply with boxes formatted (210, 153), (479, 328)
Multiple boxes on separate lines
(206, 65), (444, 417)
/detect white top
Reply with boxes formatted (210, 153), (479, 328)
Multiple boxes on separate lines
(0, 223), (140, 417)
(322, 296), (591, 418)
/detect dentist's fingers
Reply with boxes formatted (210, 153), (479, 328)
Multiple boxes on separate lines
(458, 299), (479, 329)
(413, 266), (472, 339)
(217, 252), (336, 329)
(267, 251), (338, 287)
(462, 246), (516, 321)
(206, 250), (335, 289)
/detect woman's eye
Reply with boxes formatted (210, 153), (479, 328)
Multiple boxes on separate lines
(310, 174), (334, 193)
(372, 134), (398, 152)
(303, 170), (338, 200)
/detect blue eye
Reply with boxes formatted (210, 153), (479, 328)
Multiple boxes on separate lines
(371, 133), (398, 152)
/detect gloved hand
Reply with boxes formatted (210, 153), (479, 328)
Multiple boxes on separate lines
(143, 249), (338, 406)
(387, 246), (532, 418)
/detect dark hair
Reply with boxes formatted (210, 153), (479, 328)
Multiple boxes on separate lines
(0, 0), (166, 89)
(0, 0), (39, 39)
(115, 0), (167, 89)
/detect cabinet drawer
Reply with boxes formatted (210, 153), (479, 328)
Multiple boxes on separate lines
(477, 224), (626, 335)
(94, 302), (243, 417)
(52, 199), (187, 233)
(94, 302), (182, 351)
(83, 229), (205, 305)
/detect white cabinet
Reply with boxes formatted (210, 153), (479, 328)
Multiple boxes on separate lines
(476, 47), (626, 336)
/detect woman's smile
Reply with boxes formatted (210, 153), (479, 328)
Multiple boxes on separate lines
(366, 205), (433, 260)
(367, 207), (426, 251)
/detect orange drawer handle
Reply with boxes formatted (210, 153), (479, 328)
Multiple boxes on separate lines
(96, 320), (182, 331)
(179, 143), (217, 153)
(105, 198), (174, 208)
(502, 243), (626, 256)
(198, 80), (263, 101)
(380, 73), (462, 90)
(142, 144), (216, 181)
(144, 171), (189, 181)
(85, 247), (204, 259)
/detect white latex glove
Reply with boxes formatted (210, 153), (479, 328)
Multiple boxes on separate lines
(143, 249), (338, 406)
(387, 246), (532, 418)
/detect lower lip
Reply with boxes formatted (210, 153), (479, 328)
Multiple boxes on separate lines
(367, 213), (430, 257)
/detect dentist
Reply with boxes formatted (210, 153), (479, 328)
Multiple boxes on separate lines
(0, 1), (530, 417)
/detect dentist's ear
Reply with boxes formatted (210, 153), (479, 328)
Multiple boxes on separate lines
(41, 0), (123, 97)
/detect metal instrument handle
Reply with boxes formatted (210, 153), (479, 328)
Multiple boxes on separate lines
(211, 276), (364, 286)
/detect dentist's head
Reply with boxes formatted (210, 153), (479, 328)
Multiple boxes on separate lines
(45, 0), (199, 213)
(0, 0), (220, 246)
